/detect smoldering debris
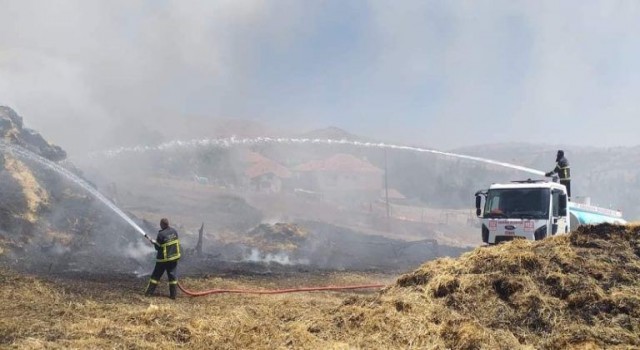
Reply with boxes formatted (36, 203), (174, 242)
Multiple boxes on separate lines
(204, 222), (469, 272)
(5, 218), (470, 277)
(244, 248), (310, 266)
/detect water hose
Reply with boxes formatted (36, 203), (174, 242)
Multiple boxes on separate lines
(177, 282), (385, 297)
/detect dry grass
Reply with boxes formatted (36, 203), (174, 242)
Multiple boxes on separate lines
(3, 155), (49, 222)
(0, 271), (390, 349)
(2, 224), (640, 349)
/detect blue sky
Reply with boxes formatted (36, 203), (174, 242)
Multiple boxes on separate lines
(1, 1), (640, 154)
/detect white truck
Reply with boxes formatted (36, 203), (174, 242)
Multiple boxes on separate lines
(475, 179), (626, 244)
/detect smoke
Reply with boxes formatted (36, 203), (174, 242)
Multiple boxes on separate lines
(46, 243), (72, 256)
(243, 248), (309, 266)
(123, 240), (155, 262)
(2, 1), (640, 156)
(0, 0), (302, 154)
(364, 1), (640, 147)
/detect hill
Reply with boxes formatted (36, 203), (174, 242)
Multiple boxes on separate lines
(297, 126), (364, 141)
(0, 106), (146, 265)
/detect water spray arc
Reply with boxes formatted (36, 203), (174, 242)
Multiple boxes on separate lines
(93, 137), (546, 176)
(0, 142), (155, 244)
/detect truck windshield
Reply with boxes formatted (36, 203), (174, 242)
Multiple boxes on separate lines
(484, 188), (550, 219)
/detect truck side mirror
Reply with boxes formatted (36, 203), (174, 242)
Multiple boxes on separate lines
(475, 195), (482, 217)
(559, 194), (567, 216)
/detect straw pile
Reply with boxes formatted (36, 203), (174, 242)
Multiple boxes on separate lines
(327, 223), (640, 349)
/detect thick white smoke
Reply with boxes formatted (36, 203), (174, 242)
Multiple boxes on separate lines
(2, 1), (639, 153)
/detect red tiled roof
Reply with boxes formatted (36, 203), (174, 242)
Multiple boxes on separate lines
(383, 188), (406, 200)
(244, 151), (291, 179)
(294, 154), (382, 173)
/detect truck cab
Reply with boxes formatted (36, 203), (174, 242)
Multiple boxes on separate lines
(475, 179), (627, 244)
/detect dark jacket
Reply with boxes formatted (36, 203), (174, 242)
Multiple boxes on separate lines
(550, 156), (571, 181)
(155, 227), (181, 262)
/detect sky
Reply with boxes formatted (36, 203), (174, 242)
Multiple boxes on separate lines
(1, 0), (640, 155)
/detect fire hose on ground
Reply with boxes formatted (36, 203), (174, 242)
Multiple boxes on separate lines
(177, 282), (385, 297)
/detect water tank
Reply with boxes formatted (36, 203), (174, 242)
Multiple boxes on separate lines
(569, 202), (626, 232)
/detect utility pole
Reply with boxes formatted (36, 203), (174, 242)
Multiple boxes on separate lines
(384, 148), (390, 228)
(196, 222), (204, 257)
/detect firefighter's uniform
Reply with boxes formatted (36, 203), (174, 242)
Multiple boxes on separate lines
(546, 153), (571, 198)
(145, 226), (181, 299)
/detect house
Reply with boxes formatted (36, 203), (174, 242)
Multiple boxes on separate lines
(243, 151), (291, 193)
(382, 188), (407, 203)
(293, 153), (383, 200)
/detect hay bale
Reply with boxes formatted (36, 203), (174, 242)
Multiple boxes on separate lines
(347, 223), (640, 348)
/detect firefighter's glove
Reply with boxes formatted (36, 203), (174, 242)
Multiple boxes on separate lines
(545, 172), (553, 177)
(145, 235), (158, 246)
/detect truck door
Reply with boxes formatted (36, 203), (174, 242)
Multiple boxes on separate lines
(552, 189), (568, 235)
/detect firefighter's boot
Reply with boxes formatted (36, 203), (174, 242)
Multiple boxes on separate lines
(169, 284), (178, 299)
(145, 280), (158, 296)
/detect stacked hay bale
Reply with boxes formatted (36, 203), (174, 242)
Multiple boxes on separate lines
(321, 224), (640, 349)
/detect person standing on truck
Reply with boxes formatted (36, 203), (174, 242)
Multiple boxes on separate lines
(144, 218), (181, 299)
(545, 150), (571, 198)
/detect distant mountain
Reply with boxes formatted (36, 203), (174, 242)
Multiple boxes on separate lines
(298, 127), (364, 141)
(171, 116), (274, 139)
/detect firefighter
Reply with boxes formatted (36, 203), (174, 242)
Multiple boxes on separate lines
(144, 218), (181, 299)
(545, 150), (571, 198)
